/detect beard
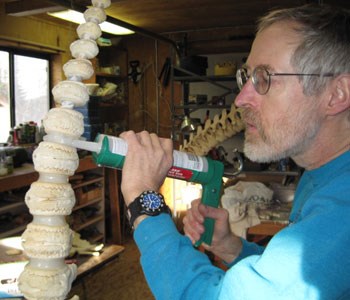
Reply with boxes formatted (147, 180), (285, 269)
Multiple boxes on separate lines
(242, 105), (321, 163)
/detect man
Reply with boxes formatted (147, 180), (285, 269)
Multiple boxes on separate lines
(120, 4), (350, 299)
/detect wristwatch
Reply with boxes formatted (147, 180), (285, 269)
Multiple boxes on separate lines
(127, 190), (171, 228)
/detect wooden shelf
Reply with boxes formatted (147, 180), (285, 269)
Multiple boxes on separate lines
(98, 102), (128, 108)
(170, 63), (236, 143)
(0, 240), (125, 283)
(0, 163), (38, 193)
(71, 176), (103, 189)
(73, 198), (103, 211)
(73, 214), (104, 232)
(0, 156), (110, 243)
(248, 221), (287, 236)
(173, 74), (235, 82)
(174, 104), (231, 110)
(0, 223), (27, 239)
(224, 168), (301, 178)
(96, 72), (126, 80)
(0, 201), (26, 214)
(75, 156), (99, 173)
(76, 244), (125, 280)
(89, 233), (104, 243)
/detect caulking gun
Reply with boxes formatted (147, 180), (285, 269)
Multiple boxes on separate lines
(71, 134), (224, 246)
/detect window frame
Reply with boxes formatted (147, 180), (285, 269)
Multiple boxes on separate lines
(0, 46), (52, 128)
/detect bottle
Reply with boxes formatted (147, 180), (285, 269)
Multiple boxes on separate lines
(29, 121), (36, 143)
(15, 125), (22, 144)
(39, 120), (46, 141)
(7, 130), (14, 145)
(5, 156), (13, 174)
(0, 150), (8, 177)
(13, 129), (19, 146)
(35, 124), (41, 143)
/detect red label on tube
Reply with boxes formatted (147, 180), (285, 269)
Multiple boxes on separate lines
(167, 167), (193, 180)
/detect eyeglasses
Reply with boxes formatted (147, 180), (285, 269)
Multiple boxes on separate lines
(236, 66), (334, 95)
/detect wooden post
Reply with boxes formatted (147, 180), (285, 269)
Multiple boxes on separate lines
(107, 168), (122, 244)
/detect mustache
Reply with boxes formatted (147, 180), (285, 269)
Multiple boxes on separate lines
(241, 108), (268, 142)
(241, 109), (258, 125)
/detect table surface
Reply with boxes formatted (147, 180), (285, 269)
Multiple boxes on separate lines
(0, 237), (124, 280)
(247, 220), (287, 236)
(0, 163), (38, 193)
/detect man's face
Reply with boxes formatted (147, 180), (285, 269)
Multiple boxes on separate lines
(235, 21), (323, 163)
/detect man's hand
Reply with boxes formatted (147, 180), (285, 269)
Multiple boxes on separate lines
(120, 130), (173, 206)
(183, 199), (243, 265)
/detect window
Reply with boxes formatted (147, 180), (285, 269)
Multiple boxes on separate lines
(0, 51), (10, 143)
(0, 48), (50, 143)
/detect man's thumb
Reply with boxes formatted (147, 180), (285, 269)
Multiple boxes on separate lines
(198, 203), (227, 221)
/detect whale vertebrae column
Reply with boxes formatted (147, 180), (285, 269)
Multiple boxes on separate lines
(180, 103), (245, 156)
(18, 1), (111, 299)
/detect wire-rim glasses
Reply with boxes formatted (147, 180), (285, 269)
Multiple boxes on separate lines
(236, 66), (334, 95)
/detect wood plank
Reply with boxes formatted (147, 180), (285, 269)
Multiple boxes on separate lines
(5, 0), (64, 17)
(247, 221), (287, 236)
(0, 163), (38, 192)
(107, 168), (122, 244)
(76, 244), (125, 280)
(0, 156), (98, 193)
(75, 156), (99, 173)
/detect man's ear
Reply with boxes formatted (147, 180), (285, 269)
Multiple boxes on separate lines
(326, 74), (350, 116)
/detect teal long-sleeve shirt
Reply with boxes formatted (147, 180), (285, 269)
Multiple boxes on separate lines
(134, 151), (350, 300)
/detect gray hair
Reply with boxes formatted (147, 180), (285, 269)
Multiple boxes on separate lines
(257, 4), (350, 96)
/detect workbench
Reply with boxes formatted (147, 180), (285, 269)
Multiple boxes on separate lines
(0, 237), (124, 280)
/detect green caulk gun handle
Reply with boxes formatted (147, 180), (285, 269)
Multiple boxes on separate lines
(194, 180), (223, 247)
(193, 159), (224, 247)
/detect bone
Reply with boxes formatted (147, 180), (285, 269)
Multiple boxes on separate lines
(77, 21), (102, 40)
(180, 104), (245, 155)
(18, 264), (77, 300)
(92, 0), (111, 8)
(84, 7), (107, 24)
(70, 39), (99, 60)
(43, 107), (84, 139)
(25, 181), (76, 216)
(63, 58), (94, 81)
(22, 222), (73, 258)
(52, 80), (89, 107)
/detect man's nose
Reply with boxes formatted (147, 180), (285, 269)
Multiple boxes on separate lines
(234, 80), (258, 108)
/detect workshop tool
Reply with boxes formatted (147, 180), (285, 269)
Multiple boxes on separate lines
(71, 134), (224, 246)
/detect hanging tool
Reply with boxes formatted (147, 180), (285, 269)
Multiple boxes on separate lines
(158, 57), (171, 87)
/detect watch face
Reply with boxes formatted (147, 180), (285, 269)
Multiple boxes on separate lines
(128, 191), (170, 227)
(141, 192), (163, 212)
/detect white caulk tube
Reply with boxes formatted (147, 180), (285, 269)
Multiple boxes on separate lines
(71, 134), (208, 173)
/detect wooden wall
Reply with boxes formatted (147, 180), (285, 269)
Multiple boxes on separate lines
(0, 3), (77, 77)
(123, 34), (176, 138)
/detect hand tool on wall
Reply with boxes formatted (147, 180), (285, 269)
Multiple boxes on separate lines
(158, 57), (171, 87)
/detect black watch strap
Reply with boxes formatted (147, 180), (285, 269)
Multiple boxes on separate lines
(127, 191), (171, 228)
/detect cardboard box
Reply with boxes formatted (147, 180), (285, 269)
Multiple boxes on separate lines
(214, 62), (237, 76)
(175, 56), (208, 76)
